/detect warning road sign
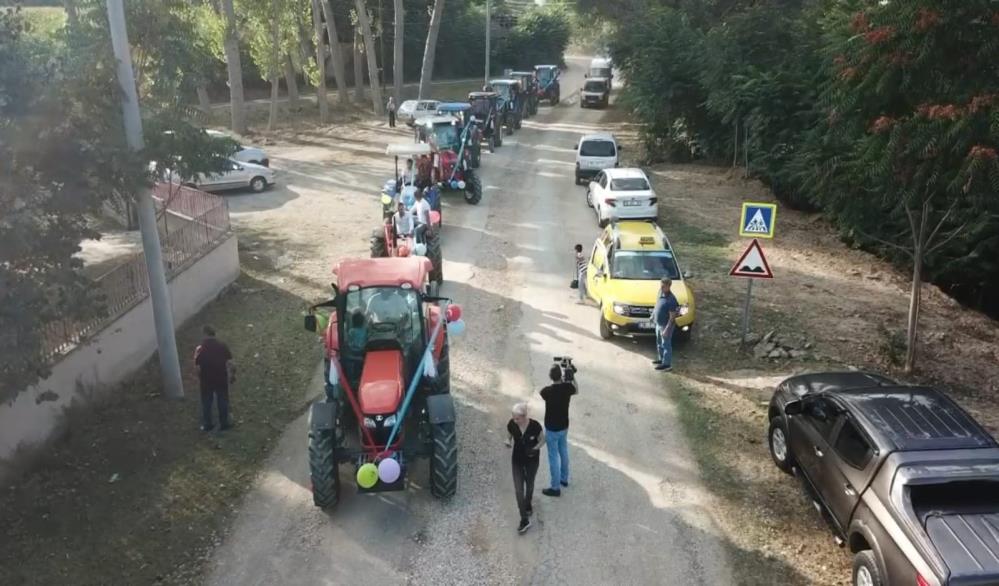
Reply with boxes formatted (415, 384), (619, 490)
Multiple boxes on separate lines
(739, 202), (777, 239)
(730, 239), (774, 279)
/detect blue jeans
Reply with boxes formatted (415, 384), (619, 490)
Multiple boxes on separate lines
(656, 324), (674, 367)
(545, 428), (569, 489)
(200, 387), (230, 429)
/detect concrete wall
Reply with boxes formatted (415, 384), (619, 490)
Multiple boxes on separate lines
(0, 235), (239, 466)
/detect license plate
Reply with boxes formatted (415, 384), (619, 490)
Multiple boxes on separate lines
(638, 322), (654, 330)
(623, 200), (641, 207)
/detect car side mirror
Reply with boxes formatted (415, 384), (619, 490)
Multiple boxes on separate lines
(683, 270), (693, 279)
(584, 73), (589, 78)
(304, 314), (317, 332)
(618, 145), (624, 152)
(784, 400), (803, 416)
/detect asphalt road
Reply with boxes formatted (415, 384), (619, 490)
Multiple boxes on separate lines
(206, 57), (733, 586)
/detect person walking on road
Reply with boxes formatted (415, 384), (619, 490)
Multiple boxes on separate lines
(540, 364), (578, 497)
(573, 243), (587, 303)
(652, 278), (680, 372)
(194, 325), (235, 431)
(387, 96), (397, 127)
(507, 402), (545, 533)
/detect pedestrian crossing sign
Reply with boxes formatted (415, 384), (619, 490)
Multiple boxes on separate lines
(739, 202), (777, 239)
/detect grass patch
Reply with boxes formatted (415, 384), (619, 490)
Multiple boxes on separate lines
(0, 271), (319, 585)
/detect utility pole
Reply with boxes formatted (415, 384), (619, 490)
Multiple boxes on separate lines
(106, 0), (184, 400)
(484, 0), (490, 83)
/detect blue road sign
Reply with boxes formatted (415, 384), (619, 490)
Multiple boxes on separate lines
(739, 202), (777, 239)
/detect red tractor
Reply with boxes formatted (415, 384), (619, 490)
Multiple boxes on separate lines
(304, 257), (462, 509)
(414, 115), (483, 205)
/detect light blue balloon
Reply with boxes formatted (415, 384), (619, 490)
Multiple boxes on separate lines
(447, 319), (466, 337)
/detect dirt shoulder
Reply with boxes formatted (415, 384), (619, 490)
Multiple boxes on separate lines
(636, 156), (999, 584)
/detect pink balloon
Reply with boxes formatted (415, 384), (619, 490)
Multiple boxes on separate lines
(446, 304), (463, 322)
(378, 458), (401, 484)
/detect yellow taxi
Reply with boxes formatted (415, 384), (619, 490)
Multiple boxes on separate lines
(585, 220), (695, 339)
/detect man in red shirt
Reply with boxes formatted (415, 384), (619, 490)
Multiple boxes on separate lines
(194, 325), (235, 431)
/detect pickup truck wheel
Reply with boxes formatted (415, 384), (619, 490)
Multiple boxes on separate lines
(852, 551), (883, 586)
(768, 417), (795, 474)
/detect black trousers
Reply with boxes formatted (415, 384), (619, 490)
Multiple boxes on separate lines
(512, 457), (539, 521)
(388, 111), (396, 127)
(200, 387), (230, 428)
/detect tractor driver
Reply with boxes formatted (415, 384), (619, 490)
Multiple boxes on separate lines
(410, 188), (432, 245)
(366, 288), (408, 326)
(401, 158), (416, 186)
(415, 154), (433, 189)
(346, 311), (368, 352)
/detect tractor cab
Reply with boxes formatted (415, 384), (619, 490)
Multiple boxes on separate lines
(304, 256), (462, 505)
(435, 102), (483, 168)
(510, 71), (539, 116)
(534, 64), (561, 105)
(468, 91), (502, 151)
(414, 115), (464, 153)
(435, 102), (472, 127)
(489, 79), (522, 108)
(489, 79), (524, 133)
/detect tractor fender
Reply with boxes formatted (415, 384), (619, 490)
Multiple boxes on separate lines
(427, 305), (446, 359)
(426, 393), (456, 425)
(310, 401), (338, 432)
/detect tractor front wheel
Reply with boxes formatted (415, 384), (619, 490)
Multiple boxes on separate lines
(370, 230), (388, 258)
(308, 430), (341, 509)
(494, 128), (503, 146)
(427, 232), (444, 283)
(463, 172), (482, 205)
(488, 135), (495, 153)
(430, 422), (457, 498)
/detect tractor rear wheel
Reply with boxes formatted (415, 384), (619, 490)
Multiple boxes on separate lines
(494, 128), (503, 146)
(308, 430), (340, 509)
(427, 232), (444, 283)
(370, 230), (388, 258)
(463, 172), (482, 205)
(430, 421), (457, 498)
(435, 337), (451, 395)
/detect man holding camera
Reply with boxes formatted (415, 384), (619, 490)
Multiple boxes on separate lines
(540, 359), (578, 497)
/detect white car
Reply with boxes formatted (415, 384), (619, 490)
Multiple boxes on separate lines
(206, 129), (270, 167)
(586, 167), (658, 227)
(170, 158), (275, 193)
(397, 100), (440, 126)
(575, 133), (620, 185)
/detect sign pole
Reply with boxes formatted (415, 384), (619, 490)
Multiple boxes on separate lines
(741, 278), (753, 344)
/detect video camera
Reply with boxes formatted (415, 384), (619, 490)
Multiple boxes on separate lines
(553, 356), (577, 383)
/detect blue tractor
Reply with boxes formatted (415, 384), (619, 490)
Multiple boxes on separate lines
(468, 91), (502, 151)
(534, 64), (560, 106)
(488, 79), (524, 134)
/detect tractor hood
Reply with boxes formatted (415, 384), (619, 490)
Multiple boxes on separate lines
(358, 350), (404, 415)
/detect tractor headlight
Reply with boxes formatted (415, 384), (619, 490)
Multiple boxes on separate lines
(383, 414), (397, 428)
(457, 180), (466, 189)
(380, 194), (393, 205)
(363, 417), (376, 429)
(613, 303), (629, 316)
(678, 305), (690, 316)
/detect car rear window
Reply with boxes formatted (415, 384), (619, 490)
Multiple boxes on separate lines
(580, 140), (616, 157)
(584, 80), (607, 92)
(610, 178), (650, 191)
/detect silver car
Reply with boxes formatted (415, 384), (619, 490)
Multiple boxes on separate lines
(207, 129), (270, 167)
(397, 100), (440, 126)
(179, 159), (275, 193)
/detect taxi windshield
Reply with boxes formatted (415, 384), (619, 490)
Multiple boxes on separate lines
(344, 287), (422, 350)
(610, 250), (680, 280)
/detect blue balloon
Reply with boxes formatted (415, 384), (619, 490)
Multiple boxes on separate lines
(447, 319), (466, 337)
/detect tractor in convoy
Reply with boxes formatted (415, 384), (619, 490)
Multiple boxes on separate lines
(304, 257), (463, 509)
(534, 65), (560, 106)
(509, 71), (539, 117)
(413, 115), (483, 205)
(374, 143), (444, 286)
(468, 91), (502, 151)
(435, 102), (483, 168)
(488, 78), (525, 134)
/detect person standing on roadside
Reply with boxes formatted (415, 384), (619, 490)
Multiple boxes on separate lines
(540, 364), (577, 497)
(574, 243), (587, 303)
(507, 402), (545, 534)
(387, 96), (397, 127)
(652, 278), (680, 372)
(194, 325), (235, 431)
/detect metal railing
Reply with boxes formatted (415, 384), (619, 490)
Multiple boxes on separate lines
(36, 184), (231, 364)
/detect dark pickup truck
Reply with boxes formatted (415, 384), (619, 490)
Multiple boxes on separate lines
(767, 372), (999, 586)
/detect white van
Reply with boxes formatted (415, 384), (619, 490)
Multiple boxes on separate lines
(587, 57), (613, 87)
(575, 133), (620, 185)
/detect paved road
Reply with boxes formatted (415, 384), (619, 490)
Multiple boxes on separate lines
(206, 57), (733, 585)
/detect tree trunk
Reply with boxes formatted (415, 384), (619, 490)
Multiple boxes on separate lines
(284, 55), (300, 107)
(320, 0), (350, 105)
(196, 83), (212, 115)
(904, 248), (923, 373)
(267, 0), (281, 131)
(353, 30), (365, 104)
(63, 0), (79, 30)
(219, 0), (246, 134)
(393, 0), (403, 103)
(311, 0), (329, 123)
(418, 0), (446, 100)
(354, 0), (383, 115)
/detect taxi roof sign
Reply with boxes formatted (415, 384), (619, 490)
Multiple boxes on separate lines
(638, 236), (656, 245)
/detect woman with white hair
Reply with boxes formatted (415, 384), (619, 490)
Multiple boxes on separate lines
(507, 402), (545, 533)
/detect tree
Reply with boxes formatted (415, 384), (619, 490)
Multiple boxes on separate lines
(321, 0), (350, 105)
(354, 0), (383, 115)
(353, 27), (365, 103)
(418, 0), (445, 99)
(393, 0), (403, 103)
(219, 0), (247, 134)
(311, 0), (330, 123)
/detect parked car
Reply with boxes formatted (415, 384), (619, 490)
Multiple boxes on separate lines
(580, 78), (610, 109)
(574, 133), (619, 185)
(168, 158), (275, 193)
(586, 167), (657, 226)
(206, 129), (269, 167)
(585, 220), (695, 340)
(767, 371), (999, 586)
(397, 100), (440, 126)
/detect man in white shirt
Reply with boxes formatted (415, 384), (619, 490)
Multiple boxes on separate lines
(410, 188), (432, 244)
(401, 158), (415, 186)
(393, 201), (414, 238)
